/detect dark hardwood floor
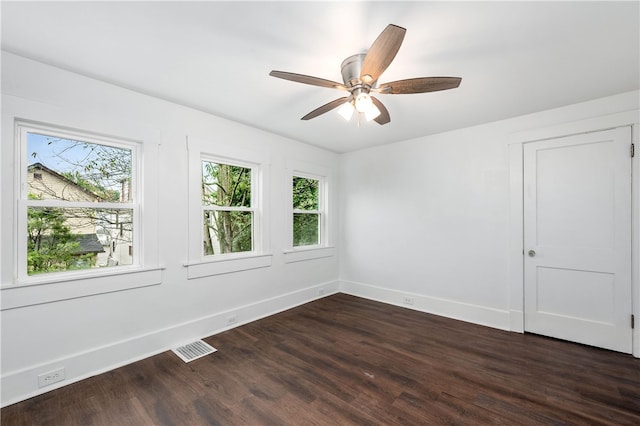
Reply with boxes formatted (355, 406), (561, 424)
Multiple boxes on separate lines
(2, 293), (639, 425)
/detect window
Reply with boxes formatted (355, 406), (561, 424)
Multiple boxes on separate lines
(283, 164), (334, 264)
(201, 160), (254, 256)
(18, 122), (138, 279)
(186, 136), (271, 279)
(2, 119), (159, 309)
(292, 175), (321, 247)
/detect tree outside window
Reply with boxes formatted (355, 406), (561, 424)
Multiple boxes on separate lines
(293, 176), (321, 246)
(23, 128), (135, 276)
(201, 160), (253, 255)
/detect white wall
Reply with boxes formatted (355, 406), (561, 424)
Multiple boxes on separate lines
(2, 50), (638, 407)
(0, 52), (340, 406)
(340, 90), (640, 331)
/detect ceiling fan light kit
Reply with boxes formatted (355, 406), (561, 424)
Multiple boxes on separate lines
(269, 24), (462, 126)
(337, 101), (355, 121)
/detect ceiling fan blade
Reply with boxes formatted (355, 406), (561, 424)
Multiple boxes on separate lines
(370, 96), (390, 125)
(301, 97), (350, 120)
(269, 71), (347, 90)
(360, 24), (406, 84)
(378, 77), (462, 94)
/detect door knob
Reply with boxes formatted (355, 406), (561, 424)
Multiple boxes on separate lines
(528, 249), (536, 257)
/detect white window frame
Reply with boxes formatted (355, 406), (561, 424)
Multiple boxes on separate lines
(1, 119), (162, 310)
(16, 122), (141, 279)
(292, 172), (325, 248)
(201, 156), (258, 257)
(185, 136), (271, 279)
(284, 162), (335, 263)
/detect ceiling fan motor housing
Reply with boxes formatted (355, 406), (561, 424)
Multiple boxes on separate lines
(341, 54), (374, 89)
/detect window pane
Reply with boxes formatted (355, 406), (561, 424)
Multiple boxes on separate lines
(203, 210), (253, 255)
(293, 213), (319, 246)
(293, 176), (319, 210)
(27, 207), (133, 275)
(27, 132), (132, 203)
(202, 161), (251, 207)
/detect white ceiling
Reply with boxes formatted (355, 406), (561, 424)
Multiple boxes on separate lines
(2, 1), (638, 153)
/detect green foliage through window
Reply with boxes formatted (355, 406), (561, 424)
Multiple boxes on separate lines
(293, 176), (321, 247)
(27, 206), (87, 274)
(293, 213), (319, 246)
(293, 176), (318, 210)
(202, 161), (253, 255)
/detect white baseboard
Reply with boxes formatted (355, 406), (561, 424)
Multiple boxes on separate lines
(510, 310), (525, 332)
(2, 279), (517, 406)
(0, 280), (340, 407)
(339, 280), (511, 331)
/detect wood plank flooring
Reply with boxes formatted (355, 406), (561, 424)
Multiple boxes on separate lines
(2, 293), (639, 425)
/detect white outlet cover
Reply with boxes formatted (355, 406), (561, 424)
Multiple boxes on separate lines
(37, 367), (65, 388)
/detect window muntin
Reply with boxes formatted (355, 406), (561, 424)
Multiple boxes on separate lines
(292, 175), (322, 247)
(19, 124), (138, 278)
(201, 160), (255, 256)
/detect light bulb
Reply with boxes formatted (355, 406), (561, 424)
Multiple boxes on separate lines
(355, 93), (373, 113)
(337, 101), (355, 121)
(354, 92), (381, 121)
(364, 103), (381, 121)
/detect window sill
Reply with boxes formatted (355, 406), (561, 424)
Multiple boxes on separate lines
(185, 253), (273, 279)
(283, 246), (336, 263)
(1, 266), (164, 310)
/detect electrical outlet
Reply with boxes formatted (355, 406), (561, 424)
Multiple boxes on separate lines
(38, 367), (65, 388)
(227, 314), (238, 325)
(403, 296), (415, 306)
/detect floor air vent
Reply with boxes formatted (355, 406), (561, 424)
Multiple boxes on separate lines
(172, 340), (217, 363)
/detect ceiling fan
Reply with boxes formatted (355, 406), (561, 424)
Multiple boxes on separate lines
(269, 24), (462, 125)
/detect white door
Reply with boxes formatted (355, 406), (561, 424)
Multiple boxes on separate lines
(524, 126), (632, 353)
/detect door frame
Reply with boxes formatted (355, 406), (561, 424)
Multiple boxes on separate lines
(507, 110), (640, 357)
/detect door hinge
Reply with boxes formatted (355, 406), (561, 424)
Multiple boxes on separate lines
(632, 314), (635, 329)
(631, 143), (635, 158)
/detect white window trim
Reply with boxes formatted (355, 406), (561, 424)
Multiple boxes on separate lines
(284, 161), (335, 263)
(186, 136), (272, 279)
(2, 119), (162, 310)
(1, 266), (162, 310)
